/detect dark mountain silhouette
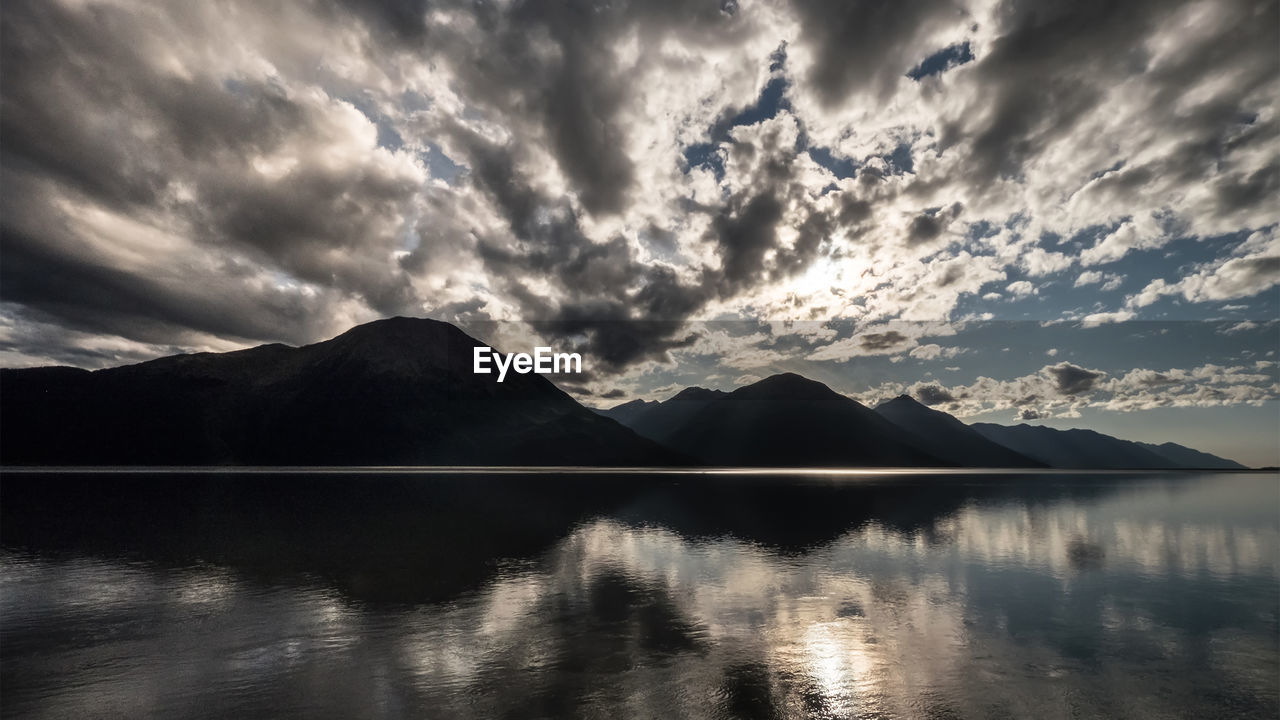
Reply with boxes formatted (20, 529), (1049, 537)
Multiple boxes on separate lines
(598, 386), (727, 445)
(0, 317), (683, 466)
(1134, 441), (1247, 470)
(968, 423), (1238, 469)
(596, 398), (658, 426)
(661, 374), (949, 467)
(874, 396), (1046, 468)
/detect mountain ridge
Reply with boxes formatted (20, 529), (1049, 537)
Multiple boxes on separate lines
(1, 317), (1251, 469)
(0, 317), (683, 466)
(874, 395), (1046, 468)
(970, 422), (1179, 469)
(659, 373), (951, 467)
(597, 385), (728, 445)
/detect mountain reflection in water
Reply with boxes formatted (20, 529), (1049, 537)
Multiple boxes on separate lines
(2, 471), (1277, 719)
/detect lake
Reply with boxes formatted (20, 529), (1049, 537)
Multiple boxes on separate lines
(1, 470), (1277, 719)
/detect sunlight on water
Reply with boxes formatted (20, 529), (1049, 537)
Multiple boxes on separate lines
(2, 472), (1277, 719)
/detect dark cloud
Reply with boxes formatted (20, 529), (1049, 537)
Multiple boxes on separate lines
(329, 0), (431, 42)
(860, 331), (909, 351)
(703, 118), (830, 296)
(425, 0), (752, 215)
(1046, 362), (1104, 395)
(463, 135), (708, 370)
(907, 214), (944, 245)
(450, 104), (833, 372)
(709, 194), (786, 290)
(0, 226), (336, 348)
(915, 384), (956, 406)
(906, 204), (962, 246)
(1019, 408), (1044, 420)
(600, 389), (627, 400)
(941, 0), (1278, 196)
(941, 1), (1155, 183)
(0, 1), (424, 347)
(836, 193), (873, 226)
(789, 0), (963, 105)
(1215, 162), (1280, 213)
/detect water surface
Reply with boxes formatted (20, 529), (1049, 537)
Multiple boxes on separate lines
(2, 471), (1277, 719)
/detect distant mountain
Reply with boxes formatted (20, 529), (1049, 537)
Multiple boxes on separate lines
(598, 386), (727, 445)
(1134, 441), (1247, 470)
(0, 317), (683, 466)
(596, 398), (658, 427)
(662, 374), (949, 467)
(968, 423), (1239, 469)
(874, 396), (1046, 468)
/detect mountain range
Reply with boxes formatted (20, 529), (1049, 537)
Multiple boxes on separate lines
(873, 396), (1046, 468)
(0, 316), (1249, 468)
(599, 382), (1246, 471)
(655, 373), (947, 467)
(0, 317), (680, 466)
(968, 423), (1244, 470)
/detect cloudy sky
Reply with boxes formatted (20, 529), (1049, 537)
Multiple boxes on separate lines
(2, 0), (1277, 463)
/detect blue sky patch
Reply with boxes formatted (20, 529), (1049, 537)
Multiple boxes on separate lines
(907, 42), (974, 80)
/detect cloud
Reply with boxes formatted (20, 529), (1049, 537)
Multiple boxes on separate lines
(914, 384), (956, 406)
(1, 0), (1276, 380)
(1045, 362), (1105, 395)
(787, 0), (960, 106)
(1221, 320), (1260, 334)
(1006, 280), (1036, 297)
(861, 360), (1278, 419)
(1, 1), (428, 351)
(1074, 271), (1123, 291)
(1128, 229), (1280, 309)
(806, 322), (957, 362)
(908, 343), (965, 361)
(1080, 311), (1136, 328)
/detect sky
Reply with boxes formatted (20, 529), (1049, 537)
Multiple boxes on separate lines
(1, 0), (1277, 465)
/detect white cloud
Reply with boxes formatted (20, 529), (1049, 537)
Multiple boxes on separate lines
(1129, 229), (1280, 309)
(1081, 310), (1136, 328)
(860, 360), (1278, 419)
(908, 343), (966, 361)
(1006, 280), (1036, 297)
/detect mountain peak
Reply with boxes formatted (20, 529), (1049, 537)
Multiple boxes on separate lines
(876, 394), (927, 411)
(607, 398), (652, 411)
(670, 386), (724, 402)
(328, 316), (468, 345)
(876, 397), (1045, 467)
(744, 372), (831, 393)
(1, 316), (685, 466)
(316, 316), (486, 372)
(664, 372), (946, 467)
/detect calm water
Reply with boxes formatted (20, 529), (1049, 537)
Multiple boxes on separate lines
(1, 471), (1277, 719)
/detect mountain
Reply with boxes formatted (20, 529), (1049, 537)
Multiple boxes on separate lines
(598, 386), (727, 445)
(1134, 441), (1247, 469)
(0, 317), (683, 466)
(662, 374), (949, 467)
(595, 398), (658, 426)
(969, 423), (1194, 469)
(874, 396), (1046, 468)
